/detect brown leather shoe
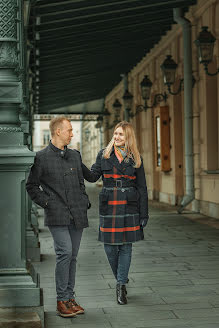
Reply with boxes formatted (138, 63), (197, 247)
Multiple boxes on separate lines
(57, 300), (77, 317)
(69, 298), (85, 314)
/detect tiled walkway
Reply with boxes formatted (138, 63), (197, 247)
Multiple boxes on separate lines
(33, 184), (219, 328)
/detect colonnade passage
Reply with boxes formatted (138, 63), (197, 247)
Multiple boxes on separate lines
(0, 0), (219, 327)
(34, 184), (219, 328)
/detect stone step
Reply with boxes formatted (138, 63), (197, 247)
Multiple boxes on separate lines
(0, 312), (41, 328)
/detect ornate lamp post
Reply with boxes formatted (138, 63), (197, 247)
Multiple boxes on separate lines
(194, 26), (219, 76)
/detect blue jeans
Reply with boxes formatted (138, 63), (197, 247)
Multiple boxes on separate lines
(104, 244), (132, 285)
(48, 222), (83, 301)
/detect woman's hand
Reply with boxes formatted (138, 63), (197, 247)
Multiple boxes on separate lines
(140, 218), (148, 228)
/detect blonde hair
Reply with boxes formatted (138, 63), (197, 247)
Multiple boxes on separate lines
(103, 121), (141, 168)
(49, 116), (71, 137)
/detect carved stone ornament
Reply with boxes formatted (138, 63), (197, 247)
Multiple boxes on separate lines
(0, 42), (18, 67)
(0, 126), (22, 133)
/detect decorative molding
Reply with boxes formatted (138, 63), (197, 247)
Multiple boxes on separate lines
(204, 170), (219, 174)
(0, 42), (18, 67)
(0, 126), (22, 133)
(0, 0), (16, 40)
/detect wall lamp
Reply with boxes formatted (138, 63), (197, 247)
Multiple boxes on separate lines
(161, 55), (196, 94)
(122, 89), (133, 121)
(194, 26), (219, 76)
(112, 98), (122, 125)
(102, 107), (111, 116)
(161, 55), (184, 95)
(97, 107), (110, 128)
(95, 115), (103, 129)
(106, 99), (122, 129)
(136, 75), (167, 113)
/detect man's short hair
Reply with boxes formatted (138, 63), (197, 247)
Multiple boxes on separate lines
(49, 116), (71, 137)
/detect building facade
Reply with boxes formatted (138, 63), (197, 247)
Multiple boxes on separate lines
(102, 0), (219, 219)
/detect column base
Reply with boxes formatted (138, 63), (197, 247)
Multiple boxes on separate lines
(0, 308), (44, 328)
(31, 213), (39, 232)
(26, 230), (39, 248)
(26, 247), (41, 262)
(0, 264), (41, 307)
(26, 226), (41, 261)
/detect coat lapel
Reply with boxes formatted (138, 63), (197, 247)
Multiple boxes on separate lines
(108, 152), (122, 173)
(108, 151), (134, 175)
(120, 157), (135, 172)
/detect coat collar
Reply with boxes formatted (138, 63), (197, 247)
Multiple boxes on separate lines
(107, 148), (134, 174)
(49, 141), (67, 155)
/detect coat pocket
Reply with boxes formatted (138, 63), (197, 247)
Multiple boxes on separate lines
(64, 167), (80, 188)
(99, 192), (109, 216)
(126, 190), (139, 214)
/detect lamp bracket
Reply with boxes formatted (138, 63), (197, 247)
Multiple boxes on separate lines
(135, 92), (167, 114)
(203, 63), (219, 76)
(167, 79), (184, 95)
(152, 92), (168, 107)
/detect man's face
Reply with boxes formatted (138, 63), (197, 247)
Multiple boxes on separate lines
(57, 120), (73, 146)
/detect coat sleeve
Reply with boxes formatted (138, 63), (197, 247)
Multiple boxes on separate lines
(136, 158), (149, 222)
(82, 150), (102, 182)
(26, 154), (50, 208)
(74, 150), (88, 194)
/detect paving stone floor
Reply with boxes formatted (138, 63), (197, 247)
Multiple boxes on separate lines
(33, 184), (219, 328)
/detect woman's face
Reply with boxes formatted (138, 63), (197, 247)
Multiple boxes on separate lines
(114, 127), (125, 147)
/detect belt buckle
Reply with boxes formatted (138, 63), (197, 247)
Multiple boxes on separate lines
(116, 180), (122, 188)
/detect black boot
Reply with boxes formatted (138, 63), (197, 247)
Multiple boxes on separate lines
(125, 278), (129, 295)
(116, 284), (127, 305)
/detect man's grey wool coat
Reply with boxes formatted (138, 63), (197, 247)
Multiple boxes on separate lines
(26, 142), (89, 229)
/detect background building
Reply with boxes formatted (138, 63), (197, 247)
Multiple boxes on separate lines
(102, 0), (219, 219)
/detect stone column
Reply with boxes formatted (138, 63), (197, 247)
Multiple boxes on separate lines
(0, 0), (41, 307)
(18, 0), (41, 262)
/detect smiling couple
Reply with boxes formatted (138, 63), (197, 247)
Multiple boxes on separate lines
(26, 117), (149, 318)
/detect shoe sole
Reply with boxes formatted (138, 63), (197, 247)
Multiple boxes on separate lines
(56, 311), (77, 317)
(75, 310), (85, 314)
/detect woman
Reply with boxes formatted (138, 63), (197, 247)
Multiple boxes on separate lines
(82, 121), (149, 305)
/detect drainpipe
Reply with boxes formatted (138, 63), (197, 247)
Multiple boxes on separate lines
(173, 8), (195, 213)
(80, 114), (83, 154)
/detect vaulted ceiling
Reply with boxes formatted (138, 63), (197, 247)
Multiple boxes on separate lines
(29, 0), (196, 114)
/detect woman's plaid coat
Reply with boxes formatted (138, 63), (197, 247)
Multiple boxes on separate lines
(82, 149), (149, 244)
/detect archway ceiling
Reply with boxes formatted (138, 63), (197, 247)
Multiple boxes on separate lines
(31, 0), (196, 114)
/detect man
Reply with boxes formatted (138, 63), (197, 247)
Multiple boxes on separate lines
(26, 117), (89, 318)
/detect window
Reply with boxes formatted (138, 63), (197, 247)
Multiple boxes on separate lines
(154, 106), (171, 172)
(155, 116), (161, 167)
(43, 130), (50, 146)
(205, 61), (218, 171)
